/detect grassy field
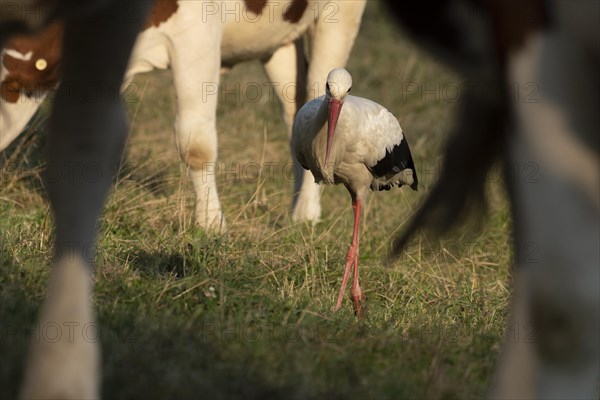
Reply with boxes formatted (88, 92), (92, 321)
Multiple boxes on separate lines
(0, 2), (513, 398)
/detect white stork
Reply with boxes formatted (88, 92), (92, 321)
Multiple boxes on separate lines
(292, 68), (418, 317)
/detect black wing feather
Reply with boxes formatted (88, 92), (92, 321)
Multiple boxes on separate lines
(369, 135), (418, 191)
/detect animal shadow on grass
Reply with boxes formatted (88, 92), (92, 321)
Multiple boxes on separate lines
(99, 312), (294, 399)
(0, 275), (291, 398)
(0, 244), (43, 399)
(99, 245), (314, 398)
(0, 237), (295, 398)
(128, 249), (188, 278)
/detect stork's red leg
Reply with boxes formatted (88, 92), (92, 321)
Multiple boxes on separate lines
(333, 242), (356, 312)
(349, 198), (364, 318)
(333, 196), (362, 316)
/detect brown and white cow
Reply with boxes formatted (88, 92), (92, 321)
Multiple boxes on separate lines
(386, 1), (599, 398)
(2, 1), (153, 398)
(0, 0), (367, 232)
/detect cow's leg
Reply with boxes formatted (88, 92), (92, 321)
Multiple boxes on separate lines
(491, 133), (600, 400)
(488, 269), (537, 399)
(19, 3), (150, 399)
(490, 29), (600, 399)
(169, 14), (225, 233)
(262, 39), (322, 222)
(290, 0), (366, 222)
(304, 0), (367, 99)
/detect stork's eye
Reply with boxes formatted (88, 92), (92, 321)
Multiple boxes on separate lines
(347, 87), (351, 93)
(326, 83), (330, 92)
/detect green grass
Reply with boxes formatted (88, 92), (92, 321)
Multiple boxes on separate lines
(0, 2), (513, 398)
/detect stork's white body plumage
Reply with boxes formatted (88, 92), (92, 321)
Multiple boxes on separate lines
(292, 68), (418, 316)
(293, 94), (417, 191)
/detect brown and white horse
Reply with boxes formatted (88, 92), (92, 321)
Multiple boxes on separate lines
(386, 1), (599, 398)
(1, 0), (367, 232)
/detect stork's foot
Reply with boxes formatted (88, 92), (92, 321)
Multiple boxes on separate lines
(332, 282), (366, 318)
(20, 255), (100, 400)
(351, 284), (365, 319)
(332, 246), (359, 314)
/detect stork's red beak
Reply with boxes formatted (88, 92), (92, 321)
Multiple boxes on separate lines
(325, 98), (342, 167)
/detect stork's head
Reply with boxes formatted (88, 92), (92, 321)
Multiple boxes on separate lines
(324, 68), (352, 166)
(325, 68), (352, 101)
